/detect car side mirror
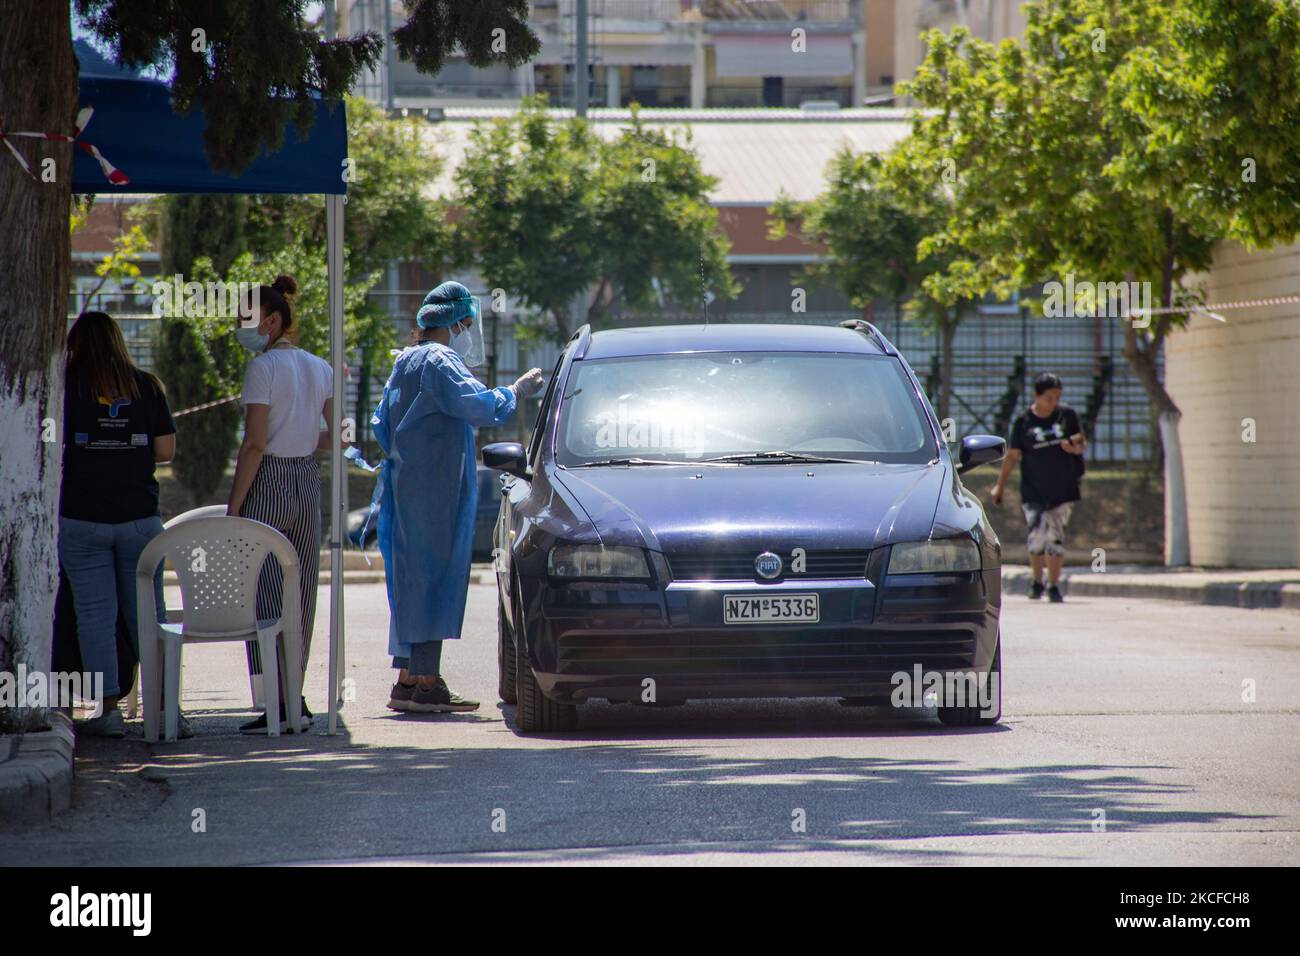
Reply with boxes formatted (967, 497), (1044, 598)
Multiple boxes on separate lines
(958, 434), (1006, 474)
(482, 441), (528, 479)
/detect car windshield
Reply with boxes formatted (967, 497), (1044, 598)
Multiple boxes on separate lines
(556, 351), (937, 466)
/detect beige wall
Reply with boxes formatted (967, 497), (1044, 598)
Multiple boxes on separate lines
(893, 0), (1029, 101)
(1167, 241), (1300, 567)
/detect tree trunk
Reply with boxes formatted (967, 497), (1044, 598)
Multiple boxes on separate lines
(0, 2), (77, 733)
(1121, 262), (1190, 568)
(1158, 410), (1190, 566)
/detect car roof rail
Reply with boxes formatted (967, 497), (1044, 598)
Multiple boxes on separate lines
(838, 319), (898, 355)
(571, 323), (593, 360)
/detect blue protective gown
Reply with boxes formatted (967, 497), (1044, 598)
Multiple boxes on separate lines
(371, 343), (517, 657)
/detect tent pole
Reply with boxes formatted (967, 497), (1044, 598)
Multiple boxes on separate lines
(326, 192), (346, 735)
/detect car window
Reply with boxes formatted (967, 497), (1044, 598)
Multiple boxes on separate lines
(526, 350), (567, 468)
(556, 351), (936, 466)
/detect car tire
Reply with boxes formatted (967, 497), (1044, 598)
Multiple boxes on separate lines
(513, 589), (578, 734)
(497, 586), (517, 706)
(937, 638), (1002, 727)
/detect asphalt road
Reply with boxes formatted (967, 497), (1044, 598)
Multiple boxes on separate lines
(3, 580), (1298, 866)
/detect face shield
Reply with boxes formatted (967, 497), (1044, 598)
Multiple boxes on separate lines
(450, 295), (486, 368)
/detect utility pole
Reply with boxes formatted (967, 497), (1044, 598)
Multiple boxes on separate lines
(574, 0), (589, 118)
(571, 0), (590, 330)
(382, 0), (395, 111)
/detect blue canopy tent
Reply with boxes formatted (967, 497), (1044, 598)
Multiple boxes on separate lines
(71, 41), (350, 734)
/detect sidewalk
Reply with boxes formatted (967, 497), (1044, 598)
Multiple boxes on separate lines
(1002, 563), (1300, 610)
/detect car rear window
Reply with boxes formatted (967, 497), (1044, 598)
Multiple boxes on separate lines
(556, 351), (936, 466)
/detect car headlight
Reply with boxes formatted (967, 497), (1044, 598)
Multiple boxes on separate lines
(548, 544), (651, 580)
(888, 537), (981, 574)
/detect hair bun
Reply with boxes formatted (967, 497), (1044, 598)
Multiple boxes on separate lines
(272, 274), (298, 297)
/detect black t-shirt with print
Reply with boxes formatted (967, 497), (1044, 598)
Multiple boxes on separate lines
(61, 368), (176, 523)
(1009, 404), (1083, 508)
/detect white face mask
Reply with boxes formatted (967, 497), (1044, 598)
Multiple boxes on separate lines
(449, 319), (485, 367)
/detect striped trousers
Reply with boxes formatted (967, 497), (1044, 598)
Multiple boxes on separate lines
(239, 454), (321, 679)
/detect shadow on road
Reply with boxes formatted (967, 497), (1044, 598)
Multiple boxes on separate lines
(2, 695), (1270, 867)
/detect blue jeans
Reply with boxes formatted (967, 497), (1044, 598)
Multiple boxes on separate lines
(392, 641), (443, 678)
(58, 516), (166, 699)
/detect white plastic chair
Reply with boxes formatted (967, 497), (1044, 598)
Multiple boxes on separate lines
(165, 505), (230, 528)
(136, 516), (303, 742)
(124, 505), (232, 720)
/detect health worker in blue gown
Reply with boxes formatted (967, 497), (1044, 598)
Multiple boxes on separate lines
(371, 281), (544, 714)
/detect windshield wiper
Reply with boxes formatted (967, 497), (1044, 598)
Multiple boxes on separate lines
(701, 451), (858, 464)
(566, 457), (688, 468)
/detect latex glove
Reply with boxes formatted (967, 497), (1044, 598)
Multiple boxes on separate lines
(513, 368), (545, 398)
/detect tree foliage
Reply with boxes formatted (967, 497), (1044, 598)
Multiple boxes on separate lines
(244, 95), (453, 277)
(74, 0), (385, 173)
(161, 194), (248, 277)
(454, 97), (734, 340)
(769, 148), (971, 421)
(1109, 0), (1300, 247)
(895, 3), (1220, 416)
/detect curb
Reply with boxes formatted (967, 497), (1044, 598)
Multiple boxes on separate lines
(0, 710), (75, 825)
(1002, 566), (1300, 610)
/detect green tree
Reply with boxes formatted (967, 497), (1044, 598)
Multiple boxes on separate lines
(895, 4), (1221, 565)
(455, 97), (734, 341)
(0, 0), (539, 732)
(591, 111), (737, 322)
(244, 95), (450, 448)
(769, 148), (972, 425)
(156, 309), (245, 509)
(1110, 0), (1300, 247)
(161, 195), (248, 277)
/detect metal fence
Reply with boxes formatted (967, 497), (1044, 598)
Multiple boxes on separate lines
(79, 302), (1160, 469)
(602, 308), (1161, 468)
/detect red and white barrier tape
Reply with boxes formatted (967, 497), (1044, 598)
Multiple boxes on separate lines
(1128, 293), (1300, 319)
(172, 395), (239, 419)
(0, 105), (128, 185)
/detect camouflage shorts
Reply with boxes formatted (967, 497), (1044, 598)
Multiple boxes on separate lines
(1022, 502), (1073, 556)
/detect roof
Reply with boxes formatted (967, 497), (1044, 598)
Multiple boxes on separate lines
(580, 322), (891, 359)
(421, 107), (914, 205)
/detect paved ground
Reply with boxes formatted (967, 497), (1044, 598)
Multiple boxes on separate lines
(1, 581), (1297, 866)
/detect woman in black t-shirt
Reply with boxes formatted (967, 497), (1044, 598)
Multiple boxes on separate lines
(60, 312), (176, 738)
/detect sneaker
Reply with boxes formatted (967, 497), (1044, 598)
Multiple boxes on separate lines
(1029, 579), (1045, 600)
(79, 708), (125, 738)
(1047, 584), (1064, 603)
(387, 681), (417, 712)
(240, 698), (311, 735)
(406, 677), (479, 714)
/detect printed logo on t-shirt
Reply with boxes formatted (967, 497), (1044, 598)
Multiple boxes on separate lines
(98, 396), (131, 418)
(1029, 421), (1068, 448)
(130, 433), (148, 446)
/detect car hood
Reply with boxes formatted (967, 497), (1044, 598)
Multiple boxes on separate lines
(553, 461), (946, 553)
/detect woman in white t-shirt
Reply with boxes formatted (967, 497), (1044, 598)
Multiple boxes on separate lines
(226, 274), (333, 734)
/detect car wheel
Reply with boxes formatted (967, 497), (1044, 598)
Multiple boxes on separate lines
(513, 589), (578, 734)
(497, 586), (517, 706)
(937, 638), (1002, 727)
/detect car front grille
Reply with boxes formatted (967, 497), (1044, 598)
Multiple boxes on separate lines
(667, 549), (871, 581)
(555, 628), (978, 675)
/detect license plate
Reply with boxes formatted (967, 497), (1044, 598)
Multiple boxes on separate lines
(723, 593), (819, 624)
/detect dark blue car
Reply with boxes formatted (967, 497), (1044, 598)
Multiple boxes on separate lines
(484, 322), (1006, 733)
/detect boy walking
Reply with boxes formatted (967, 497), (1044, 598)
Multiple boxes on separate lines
(991, 373), (1087, 602)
